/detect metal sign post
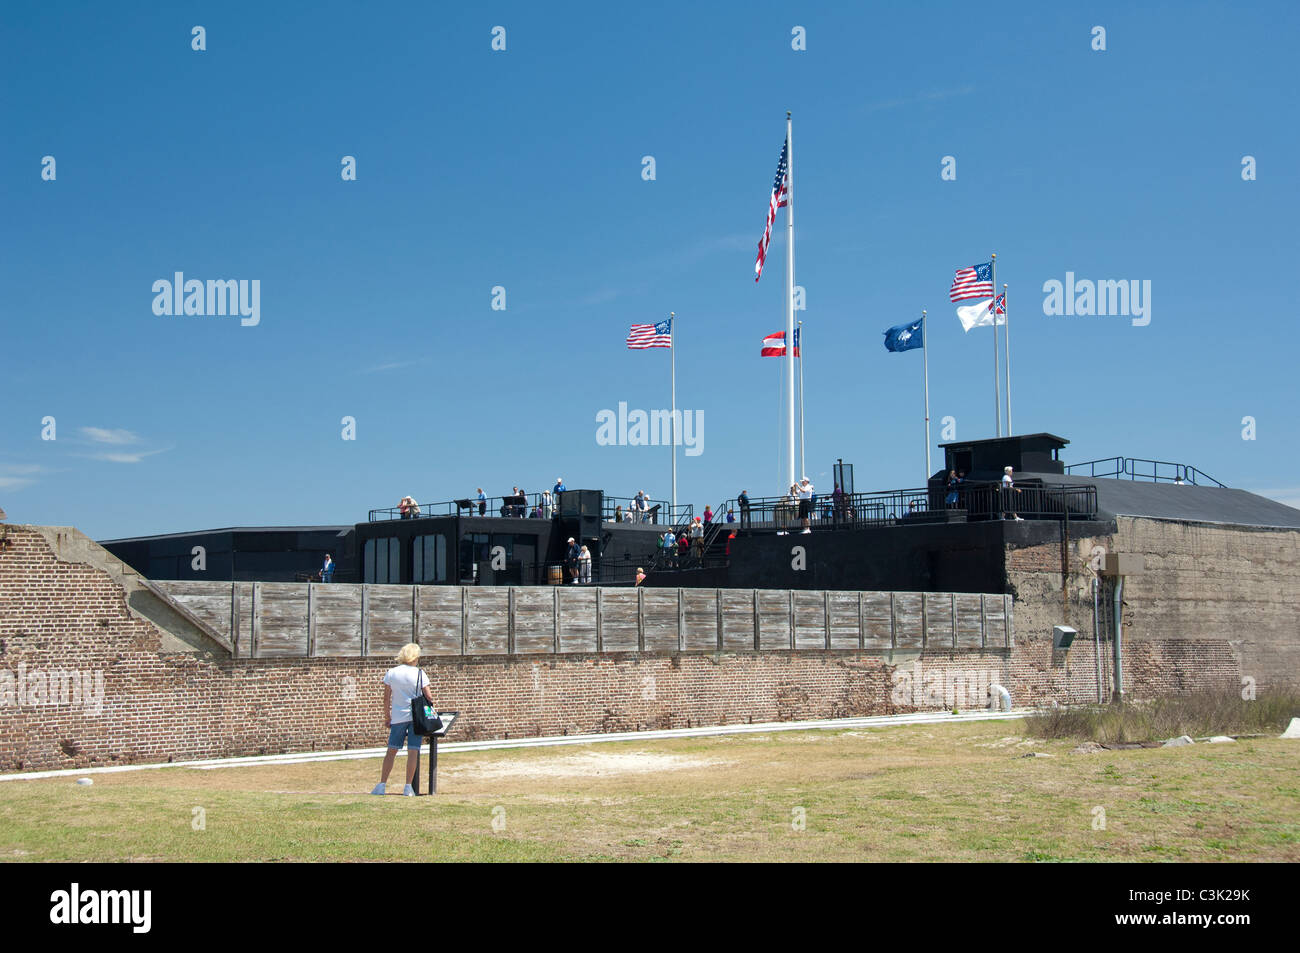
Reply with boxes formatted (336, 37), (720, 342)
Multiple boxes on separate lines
(410, 711), (459, 796)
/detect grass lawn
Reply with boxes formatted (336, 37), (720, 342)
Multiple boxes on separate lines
(1, 720), (1296, 862)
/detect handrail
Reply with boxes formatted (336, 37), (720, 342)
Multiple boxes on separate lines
(370, 492), (695, 523)
(602, 495), (677, 524)
(725, 481), (1097, 532)
(1066, 456), (1226, 488)
(1064, 456), (1126, 479)
(369, 492), (547, 521)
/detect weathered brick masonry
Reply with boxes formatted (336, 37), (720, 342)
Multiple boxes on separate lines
(1004, 516), (1297, 695)
(0, 523), (1257, 771)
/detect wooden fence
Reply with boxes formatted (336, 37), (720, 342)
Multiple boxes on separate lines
(153, 582), (1013, 659)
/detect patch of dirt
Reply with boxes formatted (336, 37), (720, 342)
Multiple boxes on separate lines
(974, 736), (1040, 749)
(449, 751), (732, 781)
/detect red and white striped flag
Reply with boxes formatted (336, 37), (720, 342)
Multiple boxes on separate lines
(760, 329), (800, 357)
(949, 262), (994, 301)
(626, 318), (673, 349)
(754, 138), (789, 282)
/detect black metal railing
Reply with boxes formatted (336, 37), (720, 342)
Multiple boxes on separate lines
(456, 557), (662, 587)
(370, 493), (698, 523)
(1065, 456), (1226, 487)
(369, 493), (550, 521)
(294, 569), (360, 583)
(719, 481), (1098, 532)
(601, 496), (688, 526)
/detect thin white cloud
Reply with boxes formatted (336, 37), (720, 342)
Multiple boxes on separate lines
(88, 448), (170, 465)
(1252, 487), (1300, 510)
(0, 464), (48, 491)
(863, 85), (976, 113)
(81, 427), (141, 445)
(577, 287), (622, 307)
(356, 359), (422, 375)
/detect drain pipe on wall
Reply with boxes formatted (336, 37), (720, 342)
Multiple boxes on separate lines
(1093, 577), (1103, 704)
(1101, 553), (1143, 705)
(1112, 576), (1124, 702)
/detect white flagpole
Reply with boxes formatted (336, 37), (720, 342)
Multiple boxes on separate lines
(1003, 283), (1012, 435)
(991, 252), (1000, 437)
(785, 111), (796, 488)
(670, 311), (677, 517)
(922, 310), (931, 482)
(798, 320), (806, 479)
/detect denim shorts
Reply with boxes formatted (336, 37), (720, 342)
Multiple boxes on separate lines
(387, 721), (423, 750)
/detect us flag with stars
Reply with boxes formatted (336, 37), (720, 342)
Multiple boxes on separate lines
(626, 318), (673, 349)
(949, 262), (994, 301)
(754, 138), (789, 282)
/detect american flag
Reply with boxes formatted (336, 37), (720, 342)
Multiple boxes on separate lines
(626, 318), (673, 349)
(754, 138), (789, 282)
(949, 262), (994, 301)
(760, 328), (800, 357)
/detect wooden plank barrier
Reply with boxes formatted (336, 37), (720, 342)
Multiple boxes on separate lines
(153, 582), (1013, 659)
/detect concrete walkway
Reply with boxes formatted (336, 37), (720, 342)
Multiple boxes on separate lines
(0, 708), (1028, 783)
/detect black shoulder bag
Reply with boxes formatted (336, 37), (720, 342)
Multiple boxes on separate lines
(410, 670), (443, 736)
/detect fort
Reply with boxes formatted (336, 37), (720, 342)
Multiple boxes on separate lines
(0, 432), (1295, 773)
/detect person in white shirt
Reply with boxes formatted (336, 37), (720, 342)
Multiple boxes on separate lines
(797, 478), (815, 534)
(1001, 466), (1023, 521)
(578, 545), (592, 583)
(689, 516), (705, 563)
(372, 643), (436, 797)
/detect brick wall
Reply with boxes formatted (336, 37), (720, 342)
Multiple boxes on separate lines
(1005, 517), (1298, 694)
(0, 524), (1249, 772)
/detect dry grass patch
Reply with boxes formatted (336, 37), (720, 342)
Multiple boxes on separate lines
(1, 719), (1295, 862)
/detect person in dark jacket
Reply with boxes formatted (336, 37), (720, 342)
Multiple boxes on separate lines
(565, 537), (581, 583)
(944, 471), (963, 508)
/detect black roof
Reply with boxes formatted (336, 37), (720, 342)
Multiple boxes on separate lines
(939, 432), (1069, 449)
(1019, 473), (1300, 529)
(99, 525), (353, 544)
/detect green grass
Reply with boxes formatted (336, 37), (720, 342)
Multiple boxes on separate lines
(1024, 689), (1300, 744)
(1, 720), (1296, 862)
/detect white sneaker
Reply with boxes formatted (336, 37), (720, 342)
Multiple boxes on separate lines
(1014, 516), (1024, 521)
(777, 531), (787, 536)
(403, 784), (415, 797)
(801, 528), (811, 534)
(370, 782), (386, 795)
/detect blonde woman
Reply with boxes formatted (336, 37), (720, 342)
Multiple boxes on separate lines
(578, 545), (592, 584)
(371, 643), (436, 797)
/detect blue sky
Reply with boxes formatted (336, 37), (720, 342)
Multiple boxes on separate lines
(3, 1), (1298, 539)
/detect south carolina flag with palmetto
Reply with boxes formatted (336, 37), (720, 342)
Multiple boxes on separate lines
(956, 293), (1006, 332)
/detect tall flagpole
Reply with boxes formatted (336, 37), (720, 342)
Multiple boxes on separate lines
(1002, 283), (1012, 435)
(797, 320), (806, 479)
(670, 311), (677, 517)
(991, 252), (1000, 437)
(785, 111), (796, 489)
(922, 310), (931, 481)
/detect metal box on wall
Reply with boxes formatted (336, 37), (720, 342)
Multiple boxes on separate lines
(1102, 553), (1145, 577)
